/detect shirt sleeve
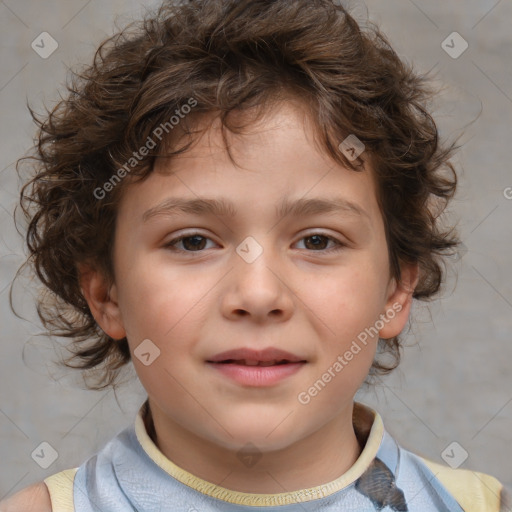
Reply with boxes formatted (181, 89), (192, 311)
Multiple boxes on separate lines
(420, 456), (505, 512)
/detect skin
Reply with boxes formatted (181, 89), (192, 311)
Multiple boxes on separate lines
(0, 482), (52, 512)
(78, 99), (418, 494)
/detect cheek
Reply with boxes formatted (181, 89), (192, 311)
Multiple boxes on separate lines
(117, 254), (207, 338)
(117, 259), (220, 390)
(304, 271), (382, 398)
(307, 263), (387, 338)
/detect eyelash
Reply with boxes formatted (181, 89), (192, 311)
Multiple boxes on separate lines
(164, 232), (346, 255)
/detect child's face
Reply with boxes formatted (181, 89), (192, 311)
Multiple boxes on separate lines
(88, 100), (415, 452)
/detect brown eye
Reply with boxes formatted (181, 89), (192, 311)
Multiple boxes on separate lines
(296, 233), (345, 252)
(304, 234), (330, 250)
(181, 235), (207, 251)
(165, 234), (215, 252)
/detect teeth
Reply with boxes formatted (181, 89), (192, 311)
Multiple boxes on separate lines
(231, 359), (283, 366)
(220, 359), (294, 366)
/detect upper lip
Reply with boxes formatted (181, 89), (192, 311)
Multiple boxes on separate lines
(207, 347), (306, 363)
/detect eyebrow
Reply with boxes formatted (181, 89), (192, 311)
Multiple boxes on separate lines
(142, 196), (370, 223)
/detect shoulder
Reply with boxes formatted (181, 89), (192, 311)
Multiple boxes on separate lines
(415, 455), (507, 512)
(0, 481), (52, 512)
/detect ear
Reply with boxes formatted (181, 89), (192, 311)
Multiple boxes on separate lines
(77, 263), (126, 340)
(378, 262), (419, 339)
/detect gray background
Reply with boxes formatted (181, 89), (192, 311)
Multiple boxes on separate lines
(1, 0), (511, 500)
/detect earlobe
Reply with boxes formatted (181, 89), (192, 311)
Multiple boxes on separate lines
(77, 263), (126, 340)
(379, 262), (419, 339)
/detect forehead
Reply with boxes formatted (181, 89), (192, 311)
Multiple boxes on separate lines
(117, 100), (381, 225)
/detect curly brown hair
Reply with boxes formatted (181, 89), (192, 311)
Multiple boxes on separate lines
(15, 0), (460, 390)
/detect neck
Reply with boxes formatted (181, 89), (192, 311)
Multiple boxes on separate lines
(142, 400), (364, 494)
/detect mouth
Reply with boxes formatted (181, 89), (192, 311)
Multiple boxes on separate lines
(207, 347), (306, 365)
(206, 348), (307, 386)
(210, 358), (301, 367)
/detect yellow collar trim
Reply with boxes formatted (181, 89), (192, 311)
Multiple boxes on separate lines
(134, 402), (384, 506)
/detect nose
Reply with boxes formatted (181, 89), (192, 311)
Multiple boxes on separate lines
(220, 241), (294, 323)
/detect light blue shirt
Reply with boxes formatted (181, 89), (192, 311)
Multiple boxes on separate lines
(45, 401), (510, 511)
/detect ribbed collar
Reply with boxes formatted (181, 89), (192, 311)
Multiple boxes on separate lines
(133, 400), (385, 506)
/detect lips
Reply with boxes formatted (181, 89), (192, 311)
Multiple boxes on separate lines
(217, 359), (292, 367)
(206, 347), (307, 386)
(207, 347), (306, 365)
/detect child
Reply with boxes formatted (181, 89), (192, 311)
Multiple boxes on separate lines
(2, 0), (510, 510)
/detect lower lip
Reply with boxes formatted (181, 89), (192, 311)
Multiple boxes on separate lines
(207, 362), (306, 386)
